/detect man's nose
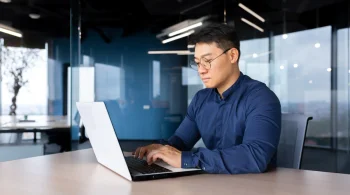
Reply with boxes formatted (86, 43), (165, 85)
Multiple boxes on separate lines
(198, 64), (208, 74)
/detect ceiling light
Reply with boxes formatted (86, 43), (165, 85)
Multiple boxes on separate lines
(0, 23), (22, 38)
(162, 30), (195, 44)
(280, 65), (285, 70)
(156, 16), (209, 38)
(29, 13), (40, 19)
(240, 51), (271, 59)
(0, 0), (11, 3)
(148, 50), (191, 54)
(257, 51), (272, 57)
(238, 3), (265, 22)
(309, 80), (313, 84)
(282, 34), (288, 39)
(168, 22), (202, 37)
(315, 43), (321, 48)
(187, 45), (195, 48)
(177, 52), (195, 55)
(241, 18), (264, 32)
(327, 68), (332, 72)
(293, 63), (298, 68)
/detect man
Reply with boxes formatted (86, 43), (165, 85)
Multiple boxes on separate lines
(133, 23), (281, 174)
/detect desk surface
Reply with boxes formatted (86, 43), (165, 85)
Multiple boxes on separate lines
(0, 149), (349, 195)
(0, 115), (70, 130)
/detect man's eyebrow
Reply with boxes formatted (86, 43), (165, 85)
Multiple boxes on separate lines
(194, 53), (212, 60)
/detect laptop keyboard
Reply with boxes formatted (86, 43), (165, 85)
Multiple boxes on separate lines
(125, 156), (172, 174)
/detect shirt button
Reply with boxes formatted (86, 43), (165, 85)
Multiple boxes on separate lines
(184, 163), (188, 166)
(203, 166), (206, 170)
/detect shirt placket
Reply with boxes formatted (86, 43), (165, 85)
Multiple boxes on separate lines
(215, 101), (225, 150)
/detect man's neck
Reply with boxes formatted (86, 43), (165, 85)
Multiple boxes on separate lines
(217, 70), (240, 99)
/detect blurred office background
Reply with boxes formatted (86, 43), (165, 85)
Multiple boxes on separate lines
(0, 0), (349, 174)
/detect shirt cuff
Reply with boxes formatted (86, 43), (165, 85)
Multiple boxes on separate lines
(181, 151), (196, 168)
(159, 139), (169, 145)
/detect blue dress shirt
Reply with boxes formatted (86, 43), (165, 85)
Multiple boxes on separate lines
(162, 72), (281, 174)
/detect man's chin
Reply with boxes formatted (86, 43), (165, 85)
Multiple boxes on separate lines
(203, 83), (215, 88)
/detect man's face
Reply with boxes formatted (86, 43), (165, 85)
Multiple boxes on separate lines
(194, 42), (236, 89)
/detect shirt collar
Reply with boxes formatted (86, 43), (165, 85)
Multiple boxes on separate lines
(214, 71), (244, 100)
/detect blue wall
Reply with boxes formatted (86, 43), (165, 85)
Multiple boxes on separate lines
(81, 29), (188, 140)
(48, 28), (189, 140)
(48, 38), (70, 116)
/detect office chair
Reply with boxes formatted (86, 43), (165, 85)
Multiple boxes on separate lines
(277, 113), (312, 169)
(194, 137), (205, 148)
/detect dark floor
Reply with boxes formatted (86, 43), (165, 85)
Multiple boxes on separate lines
(302, 147), (350, 174)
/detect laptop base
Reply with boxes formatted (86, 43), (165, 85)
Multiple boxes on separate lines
(131, 170), (204, 181)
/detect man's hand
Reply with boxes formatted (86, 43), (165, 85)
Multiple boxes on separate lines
(133, 144), (163, 159)
(146, 145), (182, 168)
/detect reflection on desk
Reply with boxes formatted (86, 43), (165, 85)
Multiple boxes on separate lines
(0, 149), (349, 195)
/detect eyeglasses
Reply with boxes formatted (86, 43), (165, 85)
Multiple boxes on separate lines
(190, 48), (231, 70)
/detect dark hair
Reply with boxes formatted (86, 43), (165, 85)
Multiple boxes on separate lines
(189, 23), (241, 62)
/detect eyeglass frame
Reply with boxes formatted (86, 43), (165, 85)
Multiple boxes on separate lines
(190, 48), (232, 70)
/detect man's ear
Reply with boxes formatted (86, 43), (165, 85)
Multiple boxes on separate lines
(229, 48), (239, 64)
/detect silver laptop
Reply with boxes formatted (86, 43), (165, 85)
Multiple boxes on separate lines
(76, 102), (202, 181)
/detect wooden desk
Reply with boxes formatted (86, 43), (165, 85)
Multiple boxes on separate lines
(0, 149), (349, 195)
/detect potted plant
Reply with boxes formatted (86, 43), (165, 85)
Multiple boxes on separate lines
(0, 46), (40, 115)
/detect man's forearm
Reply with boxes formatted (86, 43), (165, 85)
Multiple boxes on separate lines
(180, 141), (276, 174)
(159, 135), (191, 151)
